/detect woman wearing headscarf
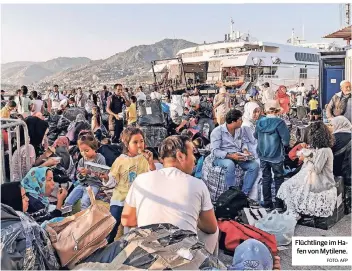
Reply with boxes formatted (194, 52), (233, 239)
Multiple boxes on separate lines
(1, 182), (60, 270)
(52, 136), (75, 178)
(12, 127), (61, 182)
(331, 116), (351, 186)
(25, 112), (49, 156)
(242, 101), (262, 202)
(275, 85), (290, 114)
(213, 87), (231, 125)
(21, 167), (67, 223)
(66, 113), (91, 144)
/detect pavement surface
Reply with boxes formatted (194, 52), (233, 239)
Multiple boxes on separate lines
(218, 214), (352, 270)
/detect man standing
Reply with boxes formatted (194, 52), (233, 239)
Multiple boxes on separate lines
(298, 82), (306, 97)
(213, 87), (231, 125)
(326, 80), (351, 122)
(49, 84), (66, 112)
(121, 135), (218, 254)
(135, 85), (146, 102)
(14, 86), (33, 118)
(99, 85), (108, 112)
(75, 87), (87, 108)
(260, 82), (275, 105)
(106, 83), (130, 143)
(210, 109), (260, 197)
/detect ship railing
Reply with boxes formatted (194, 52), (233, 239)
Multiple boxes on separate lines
(0, 118), (30, 183)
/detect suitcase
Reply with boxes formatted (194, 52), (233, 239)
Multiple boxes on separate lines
(298, 176), (345, 230)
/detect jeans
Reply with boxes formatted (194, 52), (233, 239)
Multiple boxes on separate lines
(213, 158), (259, 195)
(64, 184), (99, 210)
(260, 160), (285, 208)
(198, 118), (215, 139)
(107, 205), (124, 244)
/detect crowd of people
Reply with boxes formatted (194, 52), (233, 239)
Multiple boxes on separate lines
(0, 79), (351, 270)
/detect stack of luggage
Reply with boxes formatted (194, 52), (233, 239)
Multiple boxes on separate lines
(138, 93), (167, 148)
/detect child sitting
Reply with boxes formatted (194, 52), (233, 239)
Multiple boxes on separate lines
(64, 131), (114, 210)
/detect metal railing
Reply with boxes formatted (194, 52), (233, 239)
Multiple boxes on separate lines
(1, 118), (30, 183)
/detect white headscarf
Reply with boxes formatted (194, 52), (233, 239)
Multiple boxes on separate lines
(331, 116), (352, 134)
(243, 102), (260, 126)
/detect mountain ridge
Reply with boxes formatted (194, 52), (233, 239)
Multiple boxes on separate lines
(1, 39), (198, 90)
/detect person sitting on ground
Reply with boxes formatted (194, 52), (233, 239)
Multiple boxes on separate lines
(51, 136), (76, 180)
(254, 100), (290, 212)
(121, 135), (218, 254)
(107, 127), (155, 243)
(66, 113), (91, 144)
(21, 167), (68, 223)
(277, 121), (336, 218)
(12, 127), (61, 182)
(0, 100), (16, 118)
(64, 131), (113, 210)
(97, 137), (122, 167)
(331, 116), (351, 186)
(210, 109), (260, 198)
(1, 182), (60, 270)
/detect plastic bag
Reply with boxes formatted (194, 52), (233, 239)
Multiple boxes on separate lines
(1, 204), (60, 270)
(255, 210), (297, 246)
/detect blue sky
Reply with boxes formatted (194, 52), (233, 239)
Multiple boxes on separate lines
(1, 4), (342, 63)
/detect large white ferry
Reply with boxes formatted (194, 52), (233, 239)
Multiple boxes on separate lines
(152, 23), (342, 91)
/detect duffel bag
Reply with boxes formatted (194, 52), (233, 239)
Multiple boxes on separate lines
(218, 220), (277, 256)
(45, 186), (116, 269)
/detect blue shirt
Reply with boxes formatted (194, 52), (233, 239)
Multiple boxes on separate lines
(210, 123), (248, 159)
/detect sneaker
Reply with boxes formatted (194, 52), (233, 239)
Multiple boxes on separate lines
(263, 204), (274, 213)
(247, 198), (260, 209)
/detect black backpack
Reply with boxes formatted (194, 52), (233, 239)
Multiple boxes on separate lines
(215, 187), (249, 219)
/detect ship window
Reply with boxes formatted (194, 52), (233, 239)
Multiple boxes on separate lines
(300, 68), (307, 79)
(295, 53), (319, 62)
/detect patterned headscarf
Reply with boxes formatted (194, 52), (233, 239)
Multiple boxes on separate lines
(21, 167), (50, 207)
(331, 116), (352, 134)
(52, 136), (69, 148)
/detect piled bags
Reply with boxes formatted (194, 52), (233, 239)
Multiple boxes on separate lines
(75, 224), (226, 270)
(137, 92), (167, 147)
(137, 92), (165, 126)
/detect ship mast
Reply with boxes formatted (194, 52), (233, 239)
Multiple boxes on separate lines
(230, 18), (234, 40)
